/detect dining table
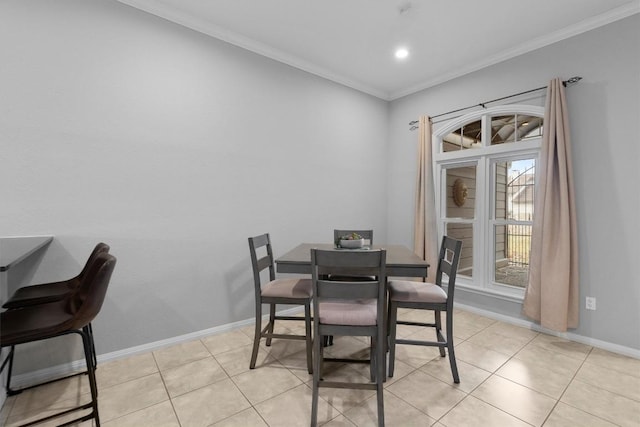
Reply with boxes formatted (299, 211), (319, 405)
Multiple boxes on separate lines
(275, 243), (429, 278)
(275, 242), (429, 378)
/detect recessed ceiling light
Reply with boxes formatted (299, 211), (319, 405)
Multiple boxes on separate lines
(395, 48), (409, 60)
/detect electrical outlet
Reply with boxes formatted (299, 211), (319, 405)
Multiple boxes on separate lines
(585, 297), (596, 310)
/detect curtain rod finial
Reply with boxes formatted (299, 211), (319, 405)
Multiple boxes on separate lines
(564, 76), (582, 86)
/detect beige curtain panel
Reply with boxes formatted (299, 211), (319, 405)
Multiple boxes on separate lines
(413, 116), (439, 282)
(523, 78), (579, 332)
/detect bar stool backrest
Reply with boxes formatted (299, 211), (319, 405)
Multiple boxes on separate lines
(67, 252), (116, 329)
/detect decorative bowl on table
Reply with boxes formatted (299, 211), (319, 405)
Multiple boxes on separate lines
(339, 238), (365, 249)
(337, 232), (365, 249)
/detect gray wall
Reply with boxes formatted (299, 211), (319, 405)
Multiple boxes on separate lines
(387, 15), (640, 350)
(0, 0), (389, 371)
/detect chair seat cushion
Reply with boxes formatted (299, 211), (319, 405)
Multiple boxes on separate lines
(261, 278), (312, 299)
(389, 280), (447, 303)
(318, 299), (377, 326)
(2, 280), (75, 309)
(1, 300), (74, 346)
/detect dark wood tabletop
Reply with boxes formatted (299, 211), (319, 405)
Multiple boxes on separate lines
(275, 243), (429, 278)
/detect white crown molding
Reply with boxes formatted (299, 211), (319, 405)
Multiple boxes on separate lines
(118, 0), (638, 102)
(389, 1), (640, 100)
(116, 0), (390, 100)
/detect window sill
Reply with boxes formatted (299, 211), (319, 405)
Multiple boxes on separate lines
(454, 281), (525, 304)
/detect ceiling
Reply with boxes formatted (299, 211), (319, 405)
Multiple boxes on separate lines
(118, 0), (639, 100)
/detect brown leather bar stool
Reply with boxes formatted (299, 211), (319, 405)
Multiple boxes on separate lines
(2, 242), (110, 369)
(3, 242), (110, 309)
(0, 252), (116, 427)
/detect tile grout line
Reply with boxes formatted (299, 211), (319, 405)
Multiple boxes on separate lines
(151, 348), (183, 427)
(430, 318), (511, 425)
(549, 346), (627, 427)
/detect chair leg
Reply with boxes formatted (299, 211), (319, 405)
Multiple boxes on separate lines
(3, 331), (102, 425)
(266, 304), (276, 346)
(305, 303), (313, 374)
(446, 310), (460, 384)
(88, 322), (98, 370)
(3, 346), (18, 396)
(376, 327), (385, 426)
(435, 310), (446, 357)
(387, 302), (397, 378)
(369, 337), (375, 382)
(311, 331), (323, 427)
(80, 329), (101, 426)
(82, 325), (99, 398)
(250, 302), (262, 369)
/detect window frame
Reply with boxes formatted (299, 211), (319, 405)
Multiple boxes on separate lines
(432, 105), (544, 301)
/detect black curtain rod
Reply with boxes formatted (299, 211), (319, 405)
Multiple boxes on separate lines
(408, 76), (582, 129)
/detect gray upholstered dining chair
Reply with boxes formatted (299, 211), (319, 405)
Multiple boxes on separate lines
(387, 236), (463, 383)
(310, 248), (386, 427)
(248, 233), (313, 373)
(327, 229), (375, 347)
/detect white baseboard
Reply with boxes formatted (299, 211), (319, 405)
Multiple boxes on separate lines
(454, 302), (640, 359)
(7, 307), (298, 390)
(7, 305), (639, 392)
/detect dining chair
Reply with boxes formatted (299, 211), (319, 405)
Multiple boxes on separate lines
(248, 233), (313, 373)
(387, 236), (462, 383)
(328, 229), (375, 346)
(0, 252), (116, 426)
(310, 248), (386, 427)
(2, 242), (110, 370)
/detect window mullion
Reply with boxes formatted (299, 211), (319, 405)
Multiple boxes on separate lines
(481, 114), (492, 147)
(477, 155), (489, 290)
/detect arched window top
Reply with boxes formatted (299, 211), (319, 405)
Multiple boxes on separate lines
(434, 105), (544, 154)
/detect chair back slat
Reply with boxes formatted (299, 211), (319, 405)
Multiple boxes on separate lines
(315, 280), (380, 299)
(311, 249), (386, 303)
(251, 233), (270, 248)
(315, 249), (381, 268)
(256, 255), (272, 273)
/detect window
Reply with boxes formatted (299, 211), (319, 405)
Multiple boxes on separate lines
(433, 105), (543, 299)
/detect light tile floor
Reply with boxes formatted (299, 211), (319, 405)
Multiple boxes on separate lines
(1, 308), (639, 426)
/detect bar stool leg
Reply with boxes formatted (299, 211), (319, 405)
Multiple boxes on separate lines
(81, 329), (101, 426)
